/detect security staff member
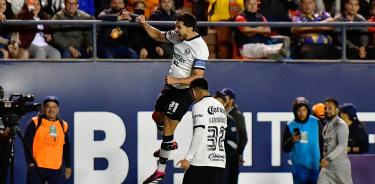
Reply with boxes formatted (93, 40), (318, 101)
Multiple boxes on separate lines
(24, 96), (71, 184)
(214, 91), (239, 184)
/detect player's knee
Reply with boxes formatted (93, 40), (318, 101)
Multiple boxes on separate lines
(152, 111), (165, 126)
(161, 141), (178, 151)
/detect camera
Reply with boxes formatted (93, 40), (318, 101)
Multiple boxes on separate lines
(0, 87), (41, 127)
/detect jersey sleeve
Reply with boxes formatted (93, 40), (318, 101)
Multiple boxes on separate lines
(165, 30), (181, 44)
(192, 103), (205, 129)
(192, 39), (209, 70)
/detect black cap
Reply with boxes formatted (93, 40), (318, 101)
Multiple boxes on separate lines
(220, 88), (236, 100)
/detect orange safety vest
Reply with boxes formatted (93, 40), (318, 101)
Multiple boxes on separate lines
(31, 116), (68, 170)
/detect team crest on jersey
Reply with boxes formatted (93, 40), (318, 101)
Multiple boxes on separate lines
(185, 48), (191, 55)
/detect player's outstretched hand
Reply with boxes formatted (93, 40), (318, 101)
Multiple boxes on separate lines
(136, 15), (146, 25)
(177, 159), (190, 170)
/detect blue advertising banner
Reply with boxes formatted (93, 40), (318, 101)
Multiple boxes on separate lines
(0, 62), (374, 184)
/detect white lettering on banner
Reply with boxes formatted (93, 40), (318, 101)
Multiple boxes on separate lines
(72, 112), (375, 183)
(257, 113), (294, 166)
(357, 113), (375, 144)
(74, 112), (129, 184)
(243, 113), (252, 166)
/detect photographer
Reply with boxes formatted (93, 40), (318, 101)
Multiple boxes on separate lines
(24, 96), (71, 184)
(0, 125), (11, 184)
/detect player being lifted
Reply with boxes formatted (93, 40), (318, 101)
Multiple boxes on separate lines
(136, 13), (209, 183)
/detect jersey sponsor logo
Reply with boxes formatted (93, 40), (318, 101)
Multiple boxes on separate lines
(172, 54), (189, 70)
(207, 106), (226, 115)
(208, 153), (225, 162)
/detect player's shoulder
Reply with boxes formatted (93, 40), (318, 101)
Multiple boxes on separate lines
(193, 96), (215, 108)
(189, 39), (209, 59)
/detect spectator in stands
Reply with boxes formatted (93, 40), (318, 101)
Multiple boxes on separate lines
(52, 0), (93, 58)
(208, 0), (244, 59)
(317, 0), (371, 18)
(234, 0), (290, 60)
(283, 97), (322, 184)
(149, 0), (177, 59)
(191, 0), (208, 36)
(291, 0), (340, 59)
(312, 103), (325, 124)
(128, 1), (155, 59)
(42, 0), (65, 17)
(0, 0), (29, 59)
(126, 0), (159, 19)
(94, 0), (111, 16)
(368, 1), (375, 58)
(97, 0), (138, 59)
(334, 0), (368, 59)
(0, 0), (12, 58)
(259, 0), (299, 36)
(8, 0), (24, 15)
(339, 103), (369, 154)
(18, 0), (61, 59)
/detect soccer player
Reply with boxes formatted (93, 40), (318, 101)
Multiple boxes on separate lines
(317, 98), (353, 184)
(136, 13), (209, 183)
(177, 78), (227, 184)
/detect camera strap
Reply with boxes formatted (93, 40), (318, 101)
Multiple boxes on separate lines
(36, 116), (66, 135)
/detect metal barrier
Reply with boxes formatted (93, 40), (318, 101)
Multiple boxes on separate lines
(2, 20), (375, 62)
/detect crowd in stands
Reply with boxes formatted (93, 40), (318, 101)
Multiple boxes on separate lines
(1, 0), (375, 60)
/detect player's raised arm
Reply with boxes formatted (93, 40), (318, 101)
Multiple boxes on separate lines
(136, 15), (169, 43)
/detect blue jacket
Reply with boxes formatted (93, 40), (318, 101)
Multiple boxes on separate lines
(283, 115), (321, 170)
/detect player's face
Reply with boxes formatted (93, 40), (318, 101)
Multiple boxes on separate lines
(174, 21), (191, 40)
(44, 102), (60, 120)
(297, 106), (308, 121)
(324, 102), (338, 120)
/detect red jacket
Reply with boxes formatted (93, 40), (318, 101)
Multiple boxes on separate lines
(18, 5), (52, 48)
(368, 16), (375, 33)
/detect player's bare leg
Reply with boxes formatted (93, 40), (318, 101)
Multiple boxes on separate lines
(144, 115), (179, 183)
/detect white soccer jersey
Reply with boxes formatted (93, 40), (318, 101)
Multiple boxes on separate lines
(165, 31), (209, 89)
(185, 96), (227, 168)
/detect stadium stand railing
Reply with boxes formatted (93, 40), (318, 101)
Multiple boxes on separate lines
(2, 20), (375, 62)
